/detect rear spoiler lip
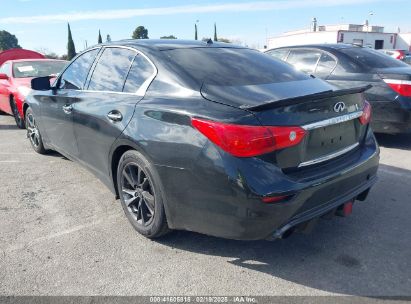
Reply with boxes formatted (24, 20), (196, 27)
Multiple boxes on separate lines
(241, 85), (372, 112)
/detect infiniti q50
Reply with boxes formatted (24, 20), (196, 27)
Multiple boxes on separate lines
(25, 40), (379, 240)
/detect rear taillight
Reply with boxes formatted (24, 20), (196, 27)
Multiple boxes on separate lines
(359, 101), (372, 125)
(383, 79), (411, 97)
(261, 195), (293, 204)
(191, 118), (306, 157)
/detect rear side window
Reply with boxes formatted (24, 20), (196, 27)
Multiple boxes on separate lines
(341, 47), (408, 69)
(266, 49), (289, 61)
(287, 49), (322, 74)
(88, 48), (136, 92)
(315, 52), (337, 77)
(60, 49), (99, 90)
(123, 54), (155, 93)
(163, 48), (308, 87)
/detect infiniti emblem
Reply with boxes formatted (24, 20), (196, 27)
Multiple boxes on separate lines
(334, 102), (346, 113)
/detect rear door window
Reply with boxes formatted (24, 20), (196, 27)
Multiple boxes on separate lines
(286, 49), (322, 74)
(88, 47), (136, 92)
(59, 48), (99, 90)
(266, 49), (289, 61)
(314, 52), (337, 78)
(123, 54), (155, 93)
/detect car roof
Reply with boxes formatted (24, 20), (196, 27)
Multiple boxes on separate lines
(97, 39), (245, 51)
(269, 43), (360, 51)
(9, 58), (67, 63)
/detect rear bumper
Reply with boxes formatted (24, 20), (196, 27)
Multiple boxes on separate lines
(157, 129), (380, 240)
(371, 100), (411, 134)
(270, 176), (376, 239)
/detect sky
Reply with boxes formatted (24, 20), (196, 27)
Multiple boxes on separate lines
(0, 0), (410, 55)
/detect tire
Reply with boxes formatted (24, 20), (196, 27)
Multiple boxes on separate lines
(25, 107), (47, 154)
(10, 97), (25, 129)
(117, 150), (170, 238)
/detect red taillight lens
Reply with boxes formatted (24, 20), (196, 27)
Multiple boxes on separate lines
(384, 79), (411, 97)
(359, 101), (372, 125)
(191, 118), (306, 157)
(261, 195), (292, 204)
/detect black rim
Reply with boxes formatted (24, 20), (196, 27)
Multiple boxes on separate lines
(121, 163), (155, 226)
(26, 112), (40, 148)
(11, 100), (22, 124)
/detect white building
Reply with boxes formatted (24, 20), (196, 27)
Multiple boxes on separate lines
(267, 22), (404, 50)
(396, 33), (411, 51)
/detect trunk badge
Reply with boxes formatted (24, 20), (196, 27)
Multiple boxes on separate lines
(334, 102), (346, 113)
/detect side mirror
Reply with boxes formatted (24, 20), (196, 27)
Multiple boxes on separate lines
(0, 73), (8, 80)
(31, 76), (51, 91)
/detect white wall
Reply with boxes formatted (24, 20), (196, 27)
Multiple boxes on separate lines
(267, 31), (396, 49)
(340, 31), (395, 49)
(267, 31), (338, 49)
(396, 33), (411, 51)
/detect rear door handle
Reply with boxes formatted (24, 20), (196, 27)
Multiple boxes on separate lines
(107, 111), (123, 122)
(62, 104), (73, 114)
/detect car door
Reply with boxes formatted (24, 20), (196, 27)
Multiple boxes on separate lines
(40, 48), (100, 158)
(0, 62), (12, 114)
(72, 47), (156, 182)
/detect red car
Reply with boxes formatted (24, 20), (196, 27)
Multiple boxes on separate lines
(0, 59), (67, 128)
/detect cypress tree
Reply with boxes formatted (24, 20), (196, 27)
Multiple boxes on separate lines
(67, 23), (76, 60)
(214, 23), (218, 41)
(195, 24), (198, 40)
(98, 30), (103, 44)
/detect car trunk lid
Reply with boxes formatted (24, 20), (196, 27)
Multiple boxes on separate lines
(201, 81), (369, 169)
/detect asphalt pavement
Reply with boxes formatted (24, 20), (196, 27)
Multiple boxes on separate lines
(0, 113), (410, 296)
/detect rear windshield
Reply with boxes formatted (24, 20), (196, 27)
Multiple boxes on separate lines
(340, 47), (409, 69)
(162, 48), (309, 86)
(13, 61), (67, 78)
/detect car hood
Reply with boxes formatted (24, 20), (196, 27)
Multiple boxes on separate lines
(200, 78), (335, 109)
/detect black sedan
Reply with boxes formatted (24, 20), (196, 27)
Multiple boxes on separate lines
(25, 40), (379, 240)
(265, 44), (411, 134)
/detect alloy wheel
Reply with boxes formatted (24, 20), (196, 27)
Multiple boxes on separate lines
(11, 100), (23, 126)
(121, 163), (155, 226)
(26, 113), (40, 148)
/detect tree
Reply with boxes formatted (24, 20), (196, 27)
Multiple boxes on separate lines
(106, 34), (112, 42)
(0, 30), (21, 51)
(98, 30), (103, 44)
(35, 48), (59, 59)
(194, 24), (198, 40)
(214, 23), (218, 42)
(160, 35), (177, 39)
(67, 23), (76, 60)
(218, 38), (231, 43)
(132, 26), (149, 39)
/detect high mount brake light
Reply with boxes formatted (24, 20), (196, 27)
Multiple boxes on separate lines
(383, 79), (411, 97)
(359, 101), (372, 125)
(191, 118), (306, 157)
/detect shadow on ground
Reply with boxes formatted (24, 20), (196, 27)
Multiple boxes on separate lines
(158, 163), (411, 296)
(375, 132), (411, 150)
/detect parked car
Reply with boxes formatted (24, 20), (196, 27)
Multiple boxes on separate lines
(0, 48), (45, 66)
(265, 44), (411, 134)
(26, 40), (379, 240)
(380, 49), (410, 61)
(0, 59), (67, 128)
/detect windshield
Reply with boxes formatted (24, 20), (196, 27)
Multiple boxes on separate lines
(341, 47), (409, 69)
(163, 48), (309, 86)
(13, 61), (67, 78)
